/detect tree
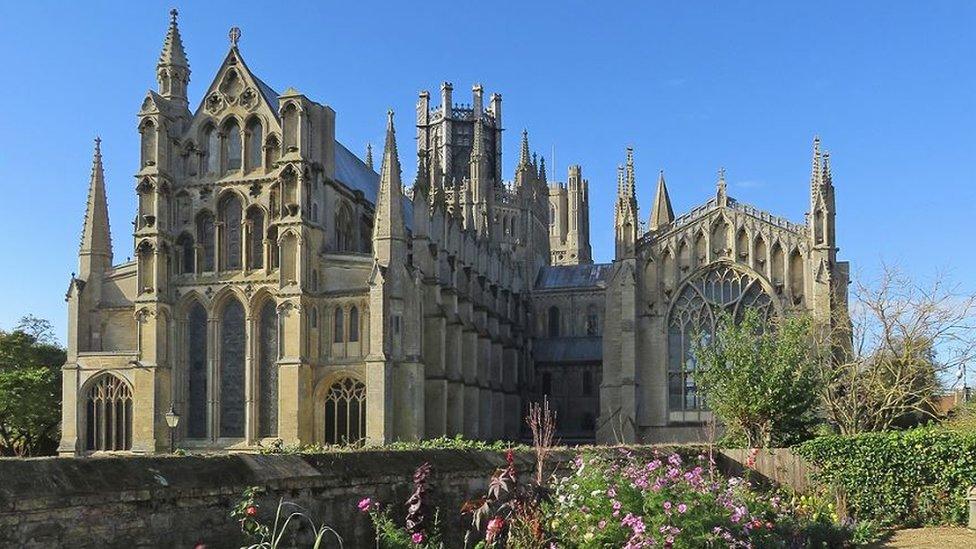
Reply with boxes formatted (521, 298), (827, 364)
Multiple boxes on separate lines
(693, 310), (819, 447)
(0, 316), (65, 456)
(812, 265), (976, 434)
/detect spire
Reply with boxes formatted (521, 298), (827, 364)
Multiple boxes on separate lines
(821, 151), (833, 188)
(650, 170), (674, 230)
(79, 137), (113, 277)
(716, 167), (728, 205)
(810, 135), (823, 199)
(518, 129), (531, 167)
(538, 155), (547, 183)
(372, 110), (407, 266)
(365, 143), (374, 171)
(625, 146), (636, 195)
(413, 150), (430, 200)
(156, 9), (190, 101)
(616, 165), (625, 196)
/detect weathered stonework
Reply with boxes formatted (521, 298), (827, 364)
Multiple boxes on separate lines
(61, 11), (848, 455)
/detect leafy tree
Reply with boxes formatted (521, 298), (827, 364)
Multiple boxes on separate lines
(0, 316), (65, 456)
(693, 310), (819, 447)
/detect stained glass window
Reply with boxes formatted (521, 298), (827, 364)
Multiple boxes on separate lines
(219, 300), (246, 438)
(667, 265), (774, 411)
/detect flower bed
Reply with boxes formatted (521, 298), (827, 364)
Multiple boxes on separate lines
(347, 447), (868, 548)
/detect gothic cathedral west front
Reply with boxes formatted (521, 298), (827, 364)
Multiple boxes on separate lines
(60, 12), (848, 455)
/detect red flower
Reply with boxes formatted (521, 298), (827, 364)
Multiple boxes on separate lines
(245, 506), (258, 517)
(486, 516), (506, 543)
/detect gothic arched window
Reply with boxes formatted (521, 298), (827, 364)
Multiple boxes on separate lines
(667, 265), (774, 412)
(223, 119), (242, 173)
(219, 299), (246, 438)
(205, 125), (219, 175)
(335, 203), (353, 252)
(140, 120), (156, 168)
(333, 307), (344, 343)
(176, 233), (195, 274)
(84, 374), (132, 452)
(282, 103), (299, 152)
(258, 300), (278, 438)
(197, 211), (216, 272)
(349, 306), (359, 342)
(246, 207), (265, 270)
(187, 302), (208, 438)
(585, 304), (599, 336)
(324, 377), (366, 445)
(246, 117), (263, 172)
(547, 306), (561, 337)
(219, 194), (243, 271)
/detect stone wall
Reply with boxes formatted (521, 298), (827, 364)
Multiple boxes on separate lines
(0, 446), (815, 548)
(0, 449), (548, 549)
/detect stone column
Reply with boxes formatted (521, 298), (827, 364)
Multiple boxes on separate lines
(462, 328), (479, 439)
(445, 321), (464, 436)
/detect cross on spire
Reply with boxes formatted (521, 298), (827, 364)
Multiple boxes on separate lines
(229, 27), (242, 47)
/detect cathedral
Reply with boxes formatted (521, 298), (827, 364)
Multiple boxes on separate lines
(59, 11), (848, 455)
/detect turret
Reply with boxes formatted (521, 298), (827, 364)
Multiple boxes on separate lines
(372, 111), (408, 267)
(649, 170), (674, 232)
(614, 148), (640, 259)
(156, 9), (190, 104)
(716, 167), (728, 207)
(365, 143), (374, 171)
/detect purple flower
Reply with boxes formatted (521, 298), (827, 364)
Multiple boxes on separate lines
(357, 497), (373, 513)
(411, 531), (425, 544)
(677, 503), (688, 514)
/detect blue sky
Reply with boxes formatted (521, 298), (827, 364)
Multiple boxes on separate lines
(0, 1), (973, 342)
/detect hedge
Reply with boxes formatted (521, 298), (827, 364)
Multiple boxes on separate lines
(795, 428), (976, 527)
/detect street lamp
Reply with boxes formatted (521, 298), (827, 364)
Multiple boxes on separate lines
(164, 402), (181, 454)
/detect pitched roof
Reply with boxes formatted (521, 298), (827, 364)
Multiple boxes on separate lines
(534, 264), (611, 290)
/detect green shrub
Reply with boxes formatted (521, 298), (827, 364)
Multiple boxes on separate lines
(796, 427), (976, 526)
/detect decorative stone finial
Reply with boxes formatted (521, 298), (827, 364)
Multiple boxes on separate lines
(229, 27), (241, 47)
(169, 8), (178, 24)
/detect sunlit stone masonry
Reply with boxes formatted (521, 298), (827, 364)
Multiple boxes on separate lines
(60, 10), (848, 455)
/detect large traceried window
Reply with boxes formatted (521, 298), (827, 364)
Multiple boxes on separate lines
(258, 301), (278, 438)
(219, 299), (246, 438)
(667, 265), (774, 412)
(84, 374), (132, 452)
(324, 377), (366, 445)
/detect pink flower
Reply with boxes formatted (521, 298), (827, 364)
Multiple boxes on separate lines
(411, 531), (425, 544)
(357, 497), (373, 513)
(677, 503), (687, 514)
(663, 501), (672, 510)
(598, 520), (607, 530)
(486, 516), (506, 543)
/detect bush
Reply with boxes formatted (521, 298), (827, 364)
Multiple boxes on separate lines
(796, 427), (976, 526)
(544, 449), (858, 548)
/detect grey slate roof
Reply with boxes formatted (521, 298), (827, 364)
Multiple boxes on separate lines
(334, 141), (413, 229)
(534, 263), (612, 291)
(253, 76), (280, 118)
(534, 336), (603, 363)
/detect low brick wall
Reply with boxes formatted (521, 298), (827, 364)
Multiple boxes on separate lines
(0, 450), (549, 549)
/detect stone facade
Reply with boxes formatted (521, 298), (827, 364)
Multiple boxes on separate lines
(60, 11), (848, 455)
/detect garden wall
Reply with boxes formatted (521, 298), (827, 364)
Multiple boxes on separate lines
(0, 449), (559, 549)
(0, 446), (815, 548)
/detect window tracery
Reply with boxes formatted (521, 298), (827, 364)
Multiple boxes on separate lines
(323, 377), (366, 445)
(84, 374), (132, 452)
(667, 265), (774, 411)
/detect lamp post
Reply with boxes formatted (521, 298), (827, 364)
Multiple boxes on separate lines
(164, 402), (181, 454)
